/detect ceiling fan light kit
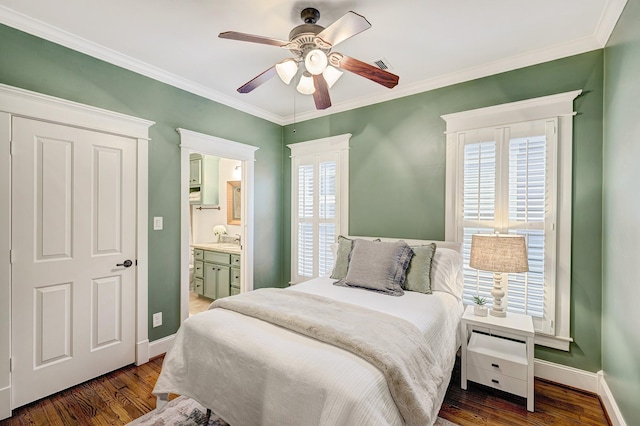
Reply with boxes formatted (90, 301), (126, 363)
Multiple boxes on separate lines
(305, 49), (328, 75)
(219, 7), (400, 110)
(323, 66), (343, 89)
(275, 58), (298, 84)
(297, 72), (316, 95)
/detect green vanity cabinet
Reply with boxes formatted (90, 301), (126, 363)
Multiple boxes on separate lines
(193, 256), (204, 295)
(203, 262), (230, 299)
(231, 266), (240, 296)
(194, 248), (239, 300)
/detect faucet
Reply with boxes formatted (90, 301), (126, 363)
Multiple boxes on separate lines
(234, 234), (241, 246)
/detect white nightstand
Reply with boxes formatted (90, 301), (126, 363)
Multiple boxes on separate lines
(460, 305), (535, 412)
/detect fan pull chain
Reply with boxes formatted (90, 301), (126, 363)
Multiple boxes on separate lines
(292, 82), (297, 133)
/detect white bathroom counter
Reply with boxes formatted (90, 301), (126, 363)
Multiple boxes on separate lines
(191, 243), (241, 255)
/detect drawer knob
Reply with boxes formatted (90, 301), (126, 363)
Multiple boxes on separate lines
(491, 379), (500, 384)
(491, 363), (500, 368)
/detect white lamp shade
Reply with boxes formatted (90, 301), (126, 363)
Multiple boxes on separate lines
(469, 234), (529, 273)
(304, 49), (328, 75)
(322, 66), (343, 88)
(296, 72), (315, 95)
(275, 59), (298, 85)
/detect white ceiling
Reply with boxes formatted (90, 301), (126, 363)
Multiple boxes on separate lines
(0, 0), (626, 125)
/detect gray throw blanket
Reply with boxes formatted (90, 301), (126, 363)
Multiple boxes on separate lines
(211, 288), (444, 426)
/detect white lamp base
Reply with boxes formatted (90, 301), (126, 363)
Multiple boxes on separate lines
(490, 272), (507, 317)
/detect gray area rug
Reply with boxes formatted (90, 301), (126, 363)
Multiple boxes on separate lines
(129, 395), (459, 426)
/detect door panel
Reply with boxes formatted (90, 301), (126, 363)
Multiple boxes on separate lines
(92, 276), (122, 349)
(35, 283), (72, 366)
(37, 137), (72, 260)
(11, 117), (136, 409)
(94, 146), (123, 254)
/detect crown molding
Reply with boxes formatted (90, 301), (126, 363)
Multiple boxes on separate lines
(0, 5), (285, 125)
(285, 35), (601, 125)
(593, 0), (628, 46)
(0, 1), (625, 127)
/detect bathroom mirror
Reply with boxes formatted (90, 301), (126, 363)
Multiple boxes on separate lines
(226, 180), (241, 225)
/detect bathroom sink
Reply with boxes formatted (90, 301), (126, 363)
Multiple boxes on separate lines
(193, 242), (240, 252)
(216, 244), (240, 250)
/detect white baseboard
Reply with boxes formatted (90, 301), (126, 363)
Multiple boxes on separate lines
(598, 371), (627, 426)
(534, 358), (599, 392)
(534, 358), (628, 425)
(136, 339), (150, 366)
(149, 334), (176, 359)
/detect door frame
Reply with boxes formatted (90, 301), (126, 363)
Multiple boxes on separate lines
(177, 128), (258, 323)
(0, 83), (154, 419)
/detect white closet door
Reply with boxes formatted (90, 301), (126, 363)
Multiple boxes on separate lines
(11, 117), (137, 408)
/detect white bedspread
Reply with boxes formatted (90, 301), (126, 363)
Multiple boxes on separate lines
(153, 277), (463, 426)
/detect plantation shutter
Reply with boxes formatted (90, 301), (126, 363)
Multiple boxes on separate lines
(318, 160), (337, 276)
(297, 162), (315, 278)
(459, 119), (557, 334)
(461, 128), (500, 308)
(293, 153), (340, 282)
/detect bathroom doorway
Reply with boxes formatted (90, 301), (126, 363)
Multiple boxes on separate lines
(188, 155), (243, 315)
(178, 128), (258, 323)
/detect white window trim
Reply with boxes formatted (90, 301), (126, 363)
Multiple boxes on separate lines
(288, 133), (351, 284)
(442, 90), (581, 351)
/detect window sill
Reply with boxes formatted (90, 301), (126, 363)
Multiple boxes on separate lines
(535, 333), (572, 351)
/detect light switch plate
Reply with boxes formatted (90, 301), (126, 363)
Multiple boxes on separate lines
(153, 216), (163, 230)
(153, 312), (162, 327)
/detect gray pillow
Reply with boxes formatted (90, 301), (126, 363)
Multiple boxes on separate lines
(404, 243), (437, 294)
(330, 235), (353, 280)
(335, 239), (414, 296)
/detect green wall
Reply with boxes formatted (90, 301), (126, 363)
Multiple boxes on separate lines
(284, 51), (605, 372)
(603, 0), (640, 424)
(0, 24), (284, 342)
(0, 19), (613, 378)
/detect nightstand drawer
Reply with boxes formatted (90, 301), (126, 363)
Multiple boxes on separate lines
(467, 333), (527, 380)
(467, 365), (527, 397)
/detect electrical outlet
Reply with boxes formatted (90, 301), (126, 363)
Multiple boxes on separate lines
(153, 216), (163, 230)
(153, 312), (162, 328)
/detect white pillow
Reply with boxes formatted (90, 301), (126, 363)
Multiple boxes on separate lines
(323, 242), (340, 277)
(431, 247), (464, 300)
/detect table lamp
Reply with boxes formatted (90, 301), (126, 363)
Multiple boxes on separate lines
(469, 234), (529, 317)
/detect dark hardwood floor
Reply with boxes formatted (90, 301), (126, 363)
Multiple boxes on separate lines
(439, 358), (610, 425)
(1, 355), (610, 425)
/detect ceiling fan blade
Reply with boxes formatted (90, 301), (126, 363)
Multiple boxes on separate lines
(329, 53), (399, 88)
(219, 31), (289, 47)
(312, 74), (331, 110)
(315, 12), (371, 47)
(237, 66), (277, 93)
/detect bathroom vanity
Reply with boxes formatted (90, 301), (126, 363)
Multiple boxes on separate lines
(192, 244), (241, 300)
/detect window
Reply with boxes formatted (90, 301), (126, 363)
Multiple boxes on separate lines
(443, 91), (580, 350)
(458, 120), (556, 330)
(288, 134), (350, 284)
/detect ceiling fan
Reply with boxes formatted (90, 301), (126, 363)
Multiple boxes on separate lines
(219, 7), (400, 110)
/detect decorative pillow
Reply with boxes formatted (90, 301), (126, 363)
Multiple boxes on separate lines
(335, 239), (414, 296)
(404, 243), (437, 294)
(431, 247), (464, 300)
(330, 235), (353, 280)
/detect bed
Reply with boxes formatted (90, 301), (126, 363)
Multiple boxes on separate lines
(153, 237), (464, 426)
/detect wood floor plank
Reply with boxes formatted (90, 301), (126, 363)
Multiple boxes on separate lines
(0, 355), (610, 426)
(90, 377), (136, 424)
